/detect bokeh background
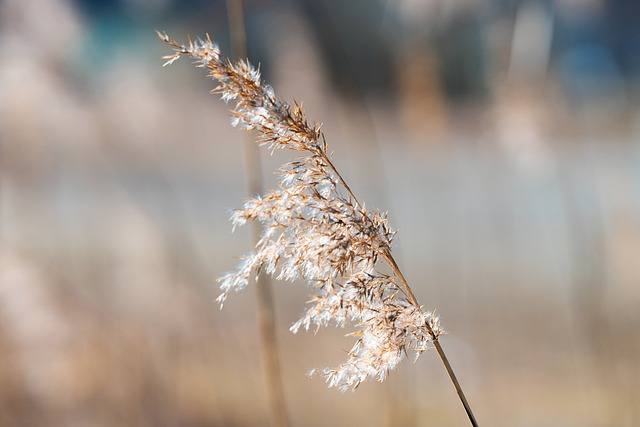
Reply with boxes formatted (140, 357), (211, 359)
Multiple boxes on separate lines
(1, 0), (639, 426)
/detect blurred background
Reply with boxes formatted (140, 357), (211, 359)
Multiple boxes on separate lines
(1, 0), (639, 426)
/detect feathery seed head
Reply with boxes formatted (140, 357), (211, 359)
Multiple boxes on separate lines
(159, 31), (442, 391)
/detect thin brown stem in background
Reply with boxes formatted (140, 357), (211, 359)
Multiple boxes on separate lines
(226, 1), (290, 426)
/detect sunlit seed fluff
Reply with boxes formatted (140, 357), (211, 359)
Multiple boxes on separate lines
(159, 31), (443, 391)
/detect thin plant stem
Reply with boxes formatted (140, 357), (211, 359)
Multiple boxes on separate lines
(389, 251), (478, 426)
(321, 132), (479, 427)
(432, 339), (479, 427)
(226, 2), (290, 426)
(323, 130), (478, 427)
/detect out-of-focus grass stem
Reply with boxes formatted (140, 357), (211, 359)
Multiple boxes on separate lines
(226, 1), (290, 426)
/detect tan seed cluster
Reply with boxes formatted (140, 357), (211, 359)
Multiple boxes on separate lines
(158, 32), (442, 391)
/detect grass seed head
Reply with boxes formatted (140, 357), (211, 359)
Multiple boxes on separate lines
(159, 31), (442, 391)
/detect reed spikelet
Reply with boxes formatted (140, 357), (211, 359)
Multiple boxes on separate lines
(157, 32), (444, 392)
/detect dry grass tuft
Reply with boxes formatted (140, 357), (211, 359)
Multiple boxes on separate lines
(156, 31), (446, 393)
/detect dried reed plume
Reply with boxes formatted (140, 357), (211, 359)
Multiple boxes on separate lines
(158, 32), (477, 425)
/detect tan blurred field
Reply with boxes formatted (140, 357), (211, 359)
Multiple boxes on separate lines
(1, 0), (639, 426)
